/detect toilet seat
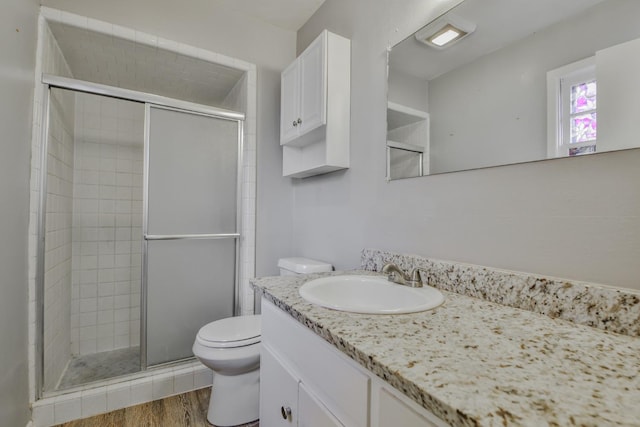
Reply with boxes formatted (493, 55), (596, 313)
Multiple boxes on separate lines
(196, 315), (261, 348)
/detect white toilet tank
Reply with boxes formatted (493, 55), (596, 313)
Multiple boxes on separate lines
(277, 257), (333, 276)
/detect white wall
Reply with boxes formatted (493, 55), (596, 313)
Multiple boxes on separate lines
(596, 37), (640, 152)
(428, 0), (640, 174)
(387, 69), (428, 112)
(295, 0), (640, 290)
(41, 0), (298, 276)
(0, 0), (38, 424)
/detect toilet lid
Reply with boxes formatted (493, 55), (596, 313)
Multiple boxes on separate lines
(196, 315), (261, 348)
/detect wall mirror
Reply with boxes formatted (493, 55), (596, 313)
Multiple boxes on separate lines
(386, 0), (640, 180)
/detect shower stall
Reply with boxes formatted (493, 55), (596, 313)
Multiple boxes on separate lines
(37, 76), (244, 394)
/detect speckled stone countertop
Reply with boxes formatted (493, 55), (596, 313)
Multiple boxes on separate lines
(251, 271), (640, 427)
(361, 249), (640, 337)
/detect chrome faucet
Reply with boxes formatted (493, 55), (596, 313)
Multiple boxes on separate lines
(381, 263), (427, 288)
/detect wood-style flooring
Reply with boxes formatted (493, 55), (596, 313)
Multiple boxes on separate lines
(55, 388), (259, 427)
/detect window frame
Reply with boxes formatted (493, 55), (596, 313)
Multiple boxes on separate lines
(546, 57), (596, 158)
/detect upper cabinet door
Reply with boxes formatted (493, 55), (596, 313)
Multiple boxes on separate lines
(280, 60), (300, 145)
(279, 31), (329, 146)
(298, 34), (327, 136)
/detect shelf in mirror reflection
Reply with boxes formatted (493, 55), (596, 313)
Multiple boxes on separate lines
(386, 102), (429, 180)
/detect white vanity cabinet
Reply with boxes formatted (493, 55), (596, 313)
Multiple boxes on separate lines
(280, 30), (351, 178)
(260, 346), (344, 427)
(260, 346), (299, 426)
(260, 298), (450, 427)
(298, 383), (344, 427)
(371, 381), (447, 427)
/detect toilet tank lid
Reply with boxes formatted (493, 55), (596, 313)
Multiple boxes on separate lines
(278, 257), (333, 274)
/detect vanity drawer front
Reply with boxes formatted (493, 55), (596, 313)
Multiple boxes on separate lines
(262, 299), (369, 427)
(260, 346), (299, 426)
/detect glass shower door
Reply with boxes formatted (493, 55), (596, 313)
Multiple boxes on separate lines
(144, 105), (241, 367)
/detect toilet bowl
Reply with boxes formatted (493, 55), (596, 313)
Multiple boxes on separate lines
(192, 315), (261, 426)
(193, 257), (332, 426)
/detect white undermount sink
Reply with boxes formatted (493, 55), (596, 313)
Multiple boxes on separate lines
(298, 275), (444, 314)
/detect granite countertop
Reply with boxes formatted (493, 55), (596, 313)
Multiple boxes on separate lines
(251, 271), (640, 427)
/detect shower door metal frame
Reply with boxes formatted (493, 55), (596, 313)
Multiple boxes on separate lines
(141, 103), (244, 369)
(36, 74), (245, 398)
(35, 85), (51, 399)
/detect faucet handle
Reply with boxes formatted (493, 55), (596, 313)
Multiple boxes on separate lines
(408, 267), (428, 288)
(381, 262), (408, 285)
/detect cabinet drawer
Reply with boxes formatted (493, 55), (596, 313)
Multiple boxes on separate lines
(262, 299), (369, 427)
(260, 346), (299, 426)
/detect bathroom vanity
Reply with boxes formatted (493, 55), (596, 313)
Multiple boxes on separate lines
(252, 259), (640, 426)
(260, 298), (446, 427)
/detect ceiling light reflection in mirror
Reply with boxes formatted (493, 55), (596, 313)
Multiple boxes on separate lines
(386, 0), (640, 180)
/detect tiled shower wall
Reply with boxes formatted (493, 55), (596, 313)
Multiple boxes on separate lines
(43, 88), (75, 391)
(71, 93), (144, 356)
(41, 23), (75, 392)
(221, 74), (257, 313)
(221, 73), (258, 315)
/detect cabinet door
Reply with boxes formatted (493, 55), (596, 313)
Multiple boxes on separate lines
(298, 32), (327, 136)
(299, 383), (344, 427)
(281, 60), (300, 144)
(260, 346), (299, 426)
(374, 385), (448, 427)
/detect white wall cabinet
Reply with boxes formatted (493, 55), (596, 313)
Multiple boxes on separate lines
(281, 37), (326, 144)
(260, 298), (450, 427)
(280, 30), (351, 178)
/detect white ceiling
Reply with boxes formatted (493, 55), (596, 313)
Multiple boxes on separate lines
(216, 0), (325, 31)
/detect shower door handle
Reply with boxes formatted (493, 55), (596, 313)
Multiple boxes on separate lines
(144, 233), (240, 241)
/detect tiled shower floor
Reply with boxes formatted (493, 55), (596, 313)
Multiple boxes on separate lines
(58, 347), (141, 389)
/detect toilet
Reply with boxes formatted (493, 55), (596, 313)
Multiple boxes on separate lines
(192, 257), (332, 426)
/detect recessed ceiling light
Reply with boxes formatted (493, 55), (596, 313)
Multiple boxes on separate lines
(415, 14), (476, 49)
(428, 24), (466, 47)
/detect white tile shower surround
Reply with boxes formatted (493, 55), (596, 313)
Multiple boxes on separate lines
(40, 23), (76, 394)
(71, 93), (144, 357)
(28, 7), (257, 422)
(43, 88), (75, 392)
(47, 21), (246, 109)
(31, 362), (214, 426)
(37, 5), (257, 317)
